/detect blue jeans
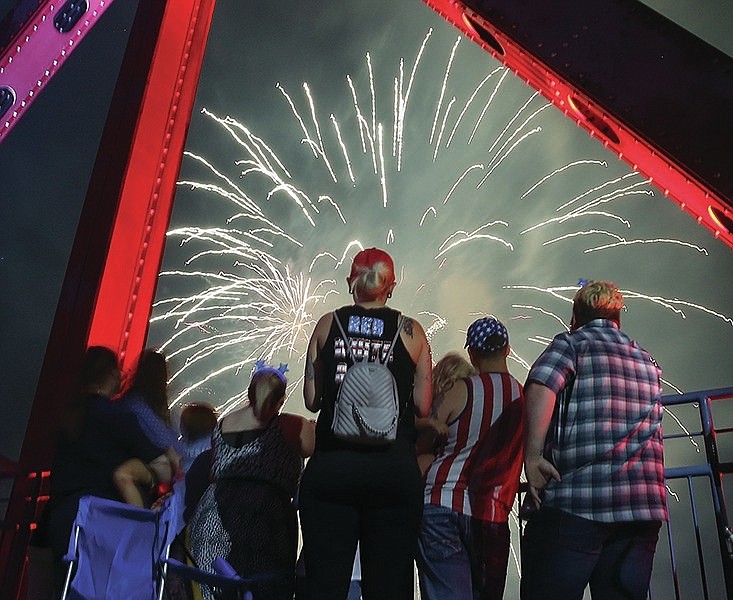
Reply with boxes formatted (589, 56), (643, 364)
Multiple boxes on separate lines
(520, 507), (662, 600)
(417, 504), (510, 600)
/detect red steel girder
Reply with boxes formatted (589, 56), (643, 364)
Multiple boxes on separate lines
(0, 0), (120, 142)
(421, 0), (733, 248)
(0, 0), (216, 595)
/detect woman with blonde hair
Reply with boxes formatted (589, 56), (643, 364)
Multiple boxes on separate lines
(416, 352), (477, 475)
(300, 247), (432, 600)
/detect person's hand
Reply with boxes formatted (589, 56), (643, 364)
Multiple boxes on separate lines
(428, 418), (449, 441)
(165, 447), (183, 480)
(151, 490), (173, 511)
(524, 456), (560, 509)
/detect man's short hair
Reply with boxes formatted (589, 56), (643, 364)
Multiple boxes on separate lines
(573, 280), (624, 325)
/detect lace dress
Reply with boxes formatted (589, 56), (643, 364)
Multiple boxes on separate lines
(189, 417), (303, 600)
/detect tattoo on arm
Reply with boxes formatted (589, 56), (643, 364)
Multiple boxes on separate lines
(305, 358), (315, 381)
(403, 318), (414, 338)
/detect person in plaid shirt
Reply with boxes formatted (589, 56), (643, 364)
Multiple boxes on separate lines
(520, 280), (667, 600)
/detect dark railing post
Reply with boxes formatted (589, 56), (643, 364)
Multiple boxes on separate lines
(698, 394), (733, 596)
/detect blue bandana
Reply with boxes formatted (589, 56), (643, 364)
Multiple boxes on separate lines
(464, 317), (509, 352)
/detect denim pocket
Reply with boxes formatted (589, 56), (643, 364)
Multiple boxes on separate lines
(419, 505), (463, 560)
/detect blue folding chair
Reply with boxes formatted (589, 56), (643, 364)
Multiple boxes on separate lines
(60, 493), (251, 600)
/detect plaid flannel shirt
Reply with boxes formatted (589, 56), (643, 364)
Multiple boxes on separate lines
(527, 319), (667, 522)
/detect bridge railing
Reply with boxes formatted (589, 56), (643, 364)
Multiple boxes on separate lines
(656, 387), (733, 600)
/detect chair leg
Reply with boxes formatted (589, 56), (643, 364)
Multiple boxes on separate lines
(60, 526), (80, 600)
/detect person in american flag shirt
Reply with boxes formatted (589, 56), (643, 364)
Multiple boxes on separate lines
(417, 316), (525, 600)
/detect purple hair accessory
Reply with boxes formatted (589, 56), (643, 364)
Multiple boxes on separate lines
(254, 359), (288, 384)
(578, 278), (589, 287)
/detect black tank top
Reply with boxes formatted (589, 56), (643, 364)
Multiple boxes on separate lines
(315, 305), (417, 451)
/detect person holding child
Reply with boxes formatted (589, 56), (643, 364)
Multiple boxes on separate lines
(111, 349), (183, 507)
(45, 346), (174, 592)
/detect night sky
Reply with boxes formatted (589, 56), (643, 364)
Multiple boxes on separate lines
(1, 1), (732, 597)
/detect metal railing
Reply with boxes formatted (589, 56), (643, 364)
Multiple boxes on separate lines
(659, 387), (733, 600)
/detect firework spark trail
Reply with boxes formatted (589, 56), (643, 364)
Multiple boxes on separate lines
(505, 285), (733, 328)
(392, 70), (399, 157)
(418, 310), (448, 341)
(419, 206), (437, 226)
(542, 229), (626, 246)
(527, 336), (555, 346)
(378, 123), (388, 207)
(521, 159), (609, 199)
(468, 68), (510, 144)
(367, 52), (377, 143)
(194, 109), (320, 226)
(485, 103), (552, 171)
(157, 253), (284, 329)
(430, 36), (461, 146)
(308, 242), (365, 273)
(662, 404), (701, 451)
(174, 225), (282, 254)
(570, 186), (654, 217)
(523, 212), (631, 238)
(153, 271), (244, 328)
(329, 114), (356, 183)
(508, 349), (532, 372)
(503, 284), (583, 305)
(621, 291), (733, 326)
(180, 150), (284, 226)
(155, 259), (333, 405)
(584, 238), (709, 255)
(347, 53), (381, 177)
(175, 361), (254, 411)
(159, 312), (293, 396)
(347, 75), (373, 160)
(555, 172), (642, 213)
(200, 108), (294, 180)
(487, 91), (541, 155)
(277, 83), (338, 183)
(433, 96), (457, 162)
(394, 29), (433, 171)
(435, 221), (513, 259)
(477, 126), (543, 187)
(511, 304), (569, 331)
(162, 259), (315, 342)
(308, 251), (339, 273)
(154, 214), (345, 407)
(442, 163), (485, 205)
(318, 195), (347, 223)
(508, 306), (566, 373)
(662, 379), (685, 395)
(446, 66), (505, 148)
(275, 83), (316, 156)
(520, 187), (654, 236)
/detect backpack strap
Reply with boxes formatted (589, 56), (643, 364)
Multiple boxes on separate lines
(332, 311), (360, 363)
(381, 314), (405, 365)
(332, 310), (405, 365)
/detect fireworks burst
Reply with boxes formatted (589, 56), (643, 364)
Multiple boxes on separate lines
(149, 27), (731, 413)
